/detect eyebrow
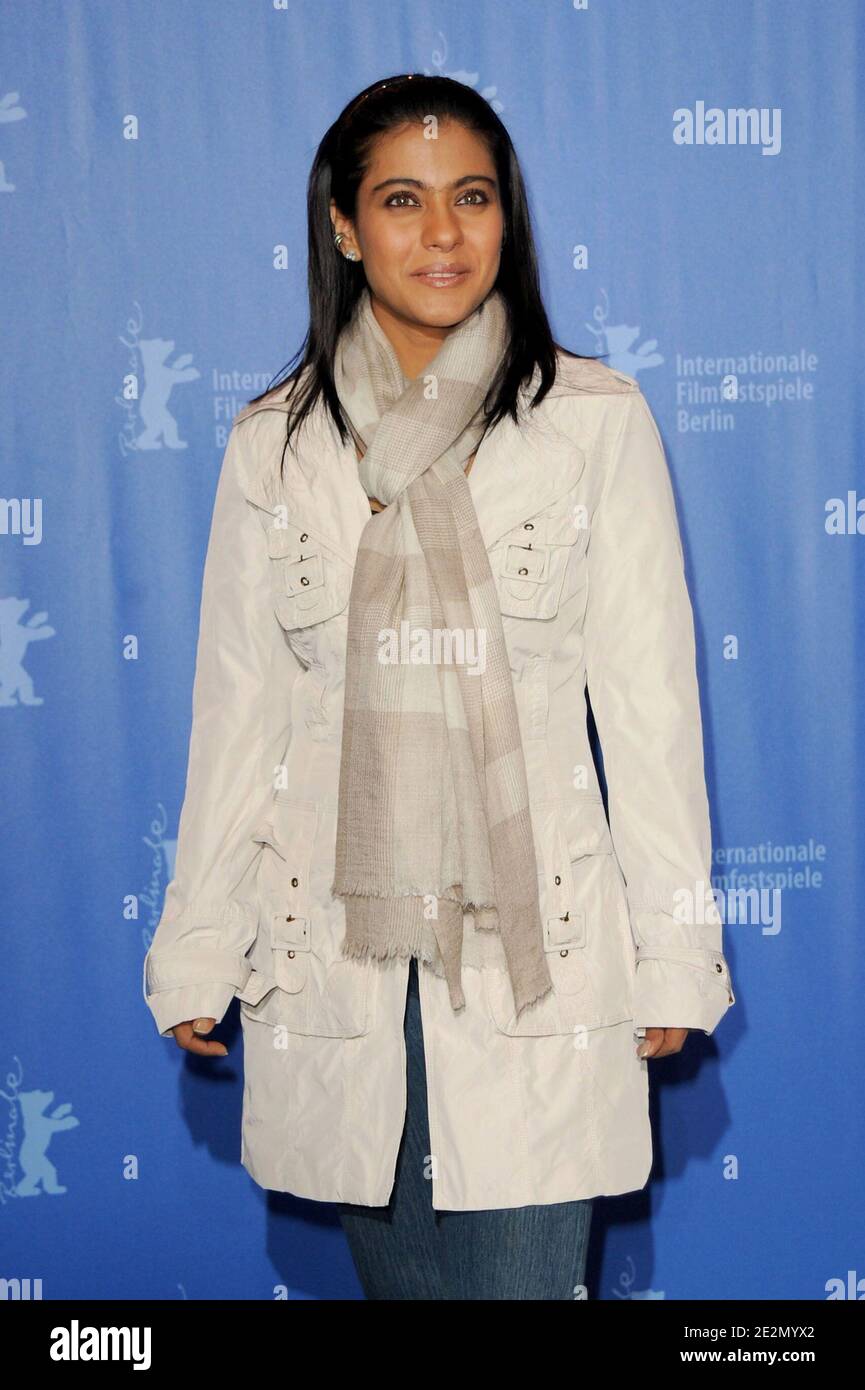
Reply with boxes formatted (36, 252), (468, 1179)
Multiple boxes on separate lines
(369, 174), (498, 193)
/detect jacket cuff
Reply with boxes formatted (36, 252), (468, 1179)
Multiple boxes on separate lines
(144, 944), (253, 993)
(632, 948), (735, 1036)
(147, 983), (239, 1039)
(143, 946), (253, 1038)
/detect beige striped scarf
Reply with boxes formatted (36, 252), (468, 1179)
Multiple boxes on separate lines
(330, 285), (552, 1017)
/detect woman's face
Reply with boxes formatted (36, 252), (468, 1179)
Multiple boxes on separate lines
(332, 119), (504, 338)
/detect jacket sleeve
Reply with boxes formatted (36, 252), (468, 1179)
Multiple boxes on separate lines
(583, 388), (735, 1035)
(142, 419), (300, 1038)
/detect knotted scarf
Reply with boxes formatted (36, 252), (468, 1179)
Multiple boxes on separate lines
(330, 284), (552, 1017)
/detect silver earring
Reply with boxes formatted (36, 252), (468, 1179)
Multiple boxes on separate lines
(334, 230), (358, 261)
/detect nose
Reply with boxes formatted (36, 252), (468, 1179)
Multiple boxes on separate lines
(421, 197), (462, 251)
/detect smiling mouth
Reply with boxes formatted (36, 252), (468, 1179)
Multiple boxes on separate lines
(411, 269), (470, 287)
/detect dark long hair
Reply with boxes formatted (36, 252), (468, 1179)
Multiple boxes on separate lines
(245, 73), (603, 476)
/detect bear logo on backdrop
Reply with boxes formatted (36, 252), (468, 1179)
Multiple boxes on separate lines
(117, 302), (202, 455)
(134, 336), (201, 451)
(1, 1058), (79, 1202)
(0, 597), (55, 706)
(422, 32), (505, 112)
(585, 287), (663, 378)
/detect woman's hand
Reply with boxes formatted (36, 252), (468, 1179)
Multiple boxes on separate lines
(637, 1026), (689, 1059)
(171, 1017), (229, 1057)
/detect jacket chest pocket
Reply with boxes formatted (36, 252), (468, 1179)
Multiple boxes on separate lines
(238, 796), (375, 1037)
(265, 522), (352, 632)
(491, 497), (590, 624)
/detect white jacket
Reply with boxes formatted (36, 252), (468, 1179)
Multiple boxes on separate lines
(143, 351), (735, 1211)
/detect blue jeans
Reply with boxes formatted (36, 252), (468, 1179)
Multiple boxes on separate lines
(338, 957), (594, 1300)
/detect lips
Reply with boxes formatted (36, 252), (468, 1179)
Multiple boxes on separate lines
(411, 267), (470, 288)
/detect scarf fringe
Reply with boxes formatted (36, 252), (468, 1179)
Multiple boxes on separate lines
(332, 882), (499, 918)
(340, 936), (437, 966)
(341, 932), (555, 1017)
(514, 977), (555, 1018)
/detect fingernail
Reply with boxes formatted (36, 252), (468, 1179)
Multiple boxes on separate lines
(192, 1019), (210, 1034)
(637, 1044), (650, 1058)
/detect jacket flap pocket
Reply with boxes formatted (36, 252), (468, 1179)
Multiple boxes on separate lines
(268, 904), (311, 995)
(271, 909), (310, 951)
(285, 551), (324, 596)
(502, 543), (549, 583)
(496, 542), (570, 617)
(272, 549), (351, 629)
(265, 518), (351, 627)
(544, 908), (586, 950)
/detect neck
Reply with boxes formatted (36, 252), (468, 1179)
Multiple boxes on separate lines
(369, 294), (451, 380)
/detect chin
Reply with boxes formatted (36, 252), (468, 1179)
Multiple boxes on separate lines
(405, 282), (489, 326)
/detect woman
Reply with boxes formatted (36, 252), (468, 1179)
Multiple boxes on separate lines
(143, 74), (735, 1301)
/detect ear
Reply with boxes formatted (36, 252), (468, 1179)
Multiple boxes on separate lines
(329, 197), (355, 244)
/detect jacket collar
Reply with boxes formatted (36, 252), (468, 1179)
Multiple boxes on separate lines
(235, 383), (587, 562)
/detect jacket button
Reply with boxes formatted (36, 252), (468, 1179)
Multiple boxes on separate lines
(560, 949), (568, 958)
(518, 566), (528, 576)
(524, 522), (534, 530)
(300, 532), (309, 542)
(554, 874), (561, 885)
(291, 877), (298, 886)
(287, 950), (295, 959)
(715, 962), (723, 973)
(300, 576), (309, 586)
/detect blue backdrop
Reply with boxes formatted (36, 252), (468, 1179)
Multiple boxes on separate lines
(2, 0), (862, 1302)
